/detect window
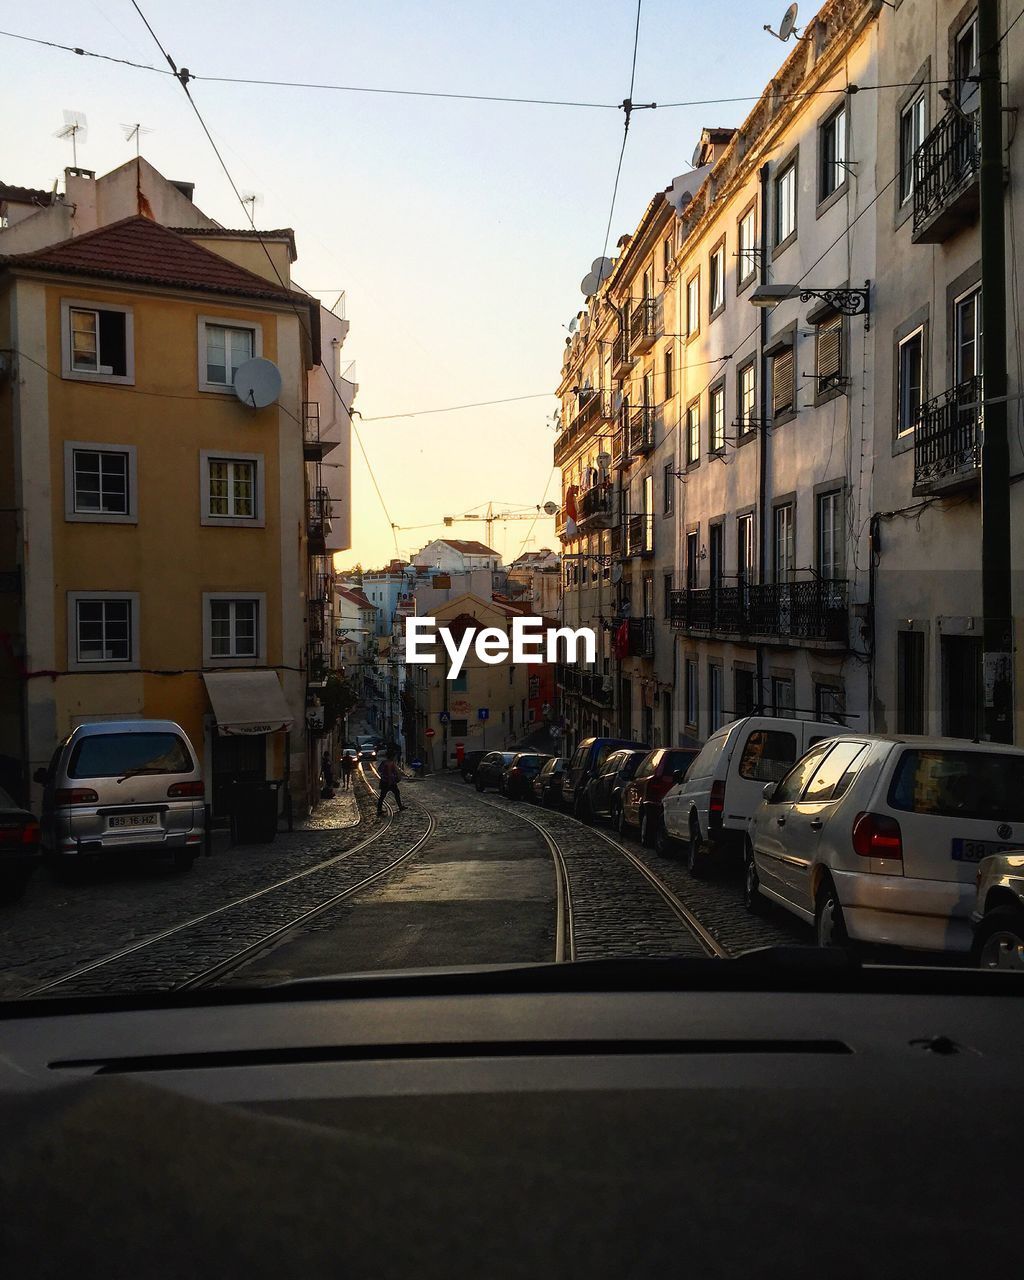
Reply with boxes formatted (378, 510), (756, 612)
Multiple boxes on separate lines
(737, 206), (757, 286)
(708, 663), (723, 733)
(815, 314), (843, 394)
(450, 719), (469, 737)
(709, 242), (725, 316)
(61, 300), (133, 383)
(686, 273), (700, 337)
(663, 464), (673, 516)
(68, 732), (192, 780)
(737, 512), (754, 589)
(198, 316), (261, 392)
(773, 745), (832, 804)
(739, 729), (798, 782)
(773, 503), (795, 581)
(771, 674), (795, 718)
(75, 598), (133, 663)
(897, 328), (924, 435)
(709, 384), (725, 453)
(737, 361), (756, 431)
(775, 162), (796, 246)
(451, 672), (468, 692)
(643, 474), (654, 552)
(814, 682), (846, 721)
(771, 345), (796, 418)
(735, 669), (756, 718)
(819, 105), (847, 201)
(897, 631), (927, 734)
(686, 530), (700, 589)
(65, 444), (137, 524)
(955, 13), (980, 112)
(201, 452), (265, 527)
(817, 489), (843, 580)
(802, 741), (867, 803)
(662, 234), (672, 275)
(663, 573), (673, 619)
(685, 658), (699, 726)
(709, 523), (724, 593)
(955, 286), (983, 382)
(686, 401), (701, 465)
(899, 93), (926, 205)
(888, 748), (1024, 822)
(204, 593), (266, 663)
(663, 347), (673, 399)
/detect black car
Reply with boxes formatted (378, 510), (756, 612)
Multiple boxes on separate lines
(561, 737), (645, 821)
(500, 753), (550, 800)
(474, 751), (518, 792)
(459, 750), (487, 782)
(532, 757), (566, 807)
(0, 784), (41, 903)
(585, 748), (649, 825)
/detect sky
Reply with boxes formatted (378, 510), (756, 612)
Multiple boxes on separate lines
(4, 1), (795, 568)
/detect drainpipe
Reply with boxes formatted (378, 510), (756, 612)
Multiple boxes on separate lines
(756, 161), (771, 713)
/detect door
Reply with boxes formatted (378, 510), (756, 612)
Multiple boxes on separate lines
(786, 740), (870, 914)
(942, 636), (982, 739)
(751, 742), (832, 907)
(212, 733), (267, 818)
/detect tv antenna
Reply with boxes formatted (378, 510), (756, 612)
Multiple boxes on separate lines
(764, 3), (802, 41)
(121, 122), (154, 158)
(241, 191), (262, 223)
(55, 110), (88, 167)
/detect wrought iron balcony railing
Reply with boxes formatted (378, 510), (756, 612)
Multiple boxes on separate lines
(912, 110), (981, 243)
(578, 483), (614, 526)
(627, 616), (654, 659)
(628, 405), (655, 455)
(612, 329), (633, 376)
(629, 297), (657, 354)
(669, 580), (849, 646)
(303, 401), (323, 459)
(553, 390), (614, 466)
(306, 491), (332, 553)
(913, 375), (982, 494)
(626, 513), (654, 557)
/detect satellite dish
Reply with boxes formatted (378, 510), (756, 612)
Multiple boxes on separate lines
(568, 316), (578, 334)
(779, 3), (799, 40)
(611, 564), (623, 585)
(542, 501), (558, 516)
(233, 357), (282, 409)
(591, 256), (614, 281)
(580, 256), (614, 297)
(691, 141), (706, 169)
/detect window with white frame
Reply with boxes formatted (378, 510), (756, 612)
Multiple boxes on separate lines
(709, 384), (726, 452)
(955, 286), (983, 383)
(819, 105), (847, 201)
(738, 360), (756, 431)
(209, 458), (256, 518)
(209, 598), (260, 659)
(202, 322), (255, 388)
(686, 401), (700, 465)
(771, 674), (795, 718)
(775, 163), (796, 245)
(686, 273), (700, 337)
(897, 328), (924, 435)
(817, 489), (844, 580)
(709, 243), (725, 315)
(68, 446), (133, 518)
(737, 206), (757, 286)
(955, 12), (979, 112)
(774, 503), (795, 581)
(74, 597), (135, 664)
(686, 529), (700, 589)
(61, 301), (133, 382)
(899, 93), (926, 205)
(771, 345), (796, 418)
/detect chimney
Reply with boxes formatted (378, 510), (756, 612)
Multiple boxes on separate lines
(65, 166), (97, 235)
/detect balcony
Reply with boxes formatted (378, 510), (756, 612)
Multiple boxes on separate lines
(913, 376), (982, 495)
(612, 429), (629, 469)
(670, 580), (849, 648)
(556, 664), (612, 705)
(308, 600), (327, 642)
(626, 513), (654, 557)
(912, 110), (981, 244)
(627, 616), (654, 659)
(628, 405), (655, 456)
(578, 482), (615, 530)
(612, 330), (634, 379)
(553, 390), (613, 467)
(629, 297), (657, 355)
(302, 401), (323, 460)
(306, 490), (332, 555)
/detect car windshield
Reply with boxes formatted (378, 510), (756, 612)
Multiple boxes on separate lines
(3, 0), (1024, 1016)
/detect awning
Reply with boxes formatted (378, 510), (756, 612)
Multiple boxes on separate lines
(202, 670), (295, 736)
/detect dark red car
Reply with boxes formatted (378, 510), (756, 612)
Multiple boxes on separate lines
(0, 783), (41, 902)
(620, 748), (700, 846)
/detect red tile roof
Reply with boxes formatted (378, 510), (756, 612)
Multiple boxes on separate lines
(171, 225), (298, 263)
(337, 586), (375, 610)
(439, 539), (499, 556)
(0, 183), (53, 206)
(1, 215), (308, 305)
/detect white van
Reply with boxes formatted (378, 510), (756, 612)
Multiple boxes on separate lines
(658, 716), (849, 875)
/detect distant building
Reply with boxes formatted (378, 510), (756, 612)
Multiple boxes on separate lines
(506, 549), (562, 618)
(413, 538), (501, 573)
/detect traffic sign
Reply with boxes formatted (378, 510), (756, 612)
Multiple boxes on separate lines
(439, 711), (451, 724)
(477, 708), (489, 721)
(425, 728), (436, 738)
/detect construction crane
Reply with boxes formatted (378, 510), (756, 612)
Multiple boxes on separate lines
(441, 501), (558, 548)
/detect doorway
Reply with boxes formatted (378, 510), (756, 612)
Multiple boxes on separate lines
(942, 636), (982, 739)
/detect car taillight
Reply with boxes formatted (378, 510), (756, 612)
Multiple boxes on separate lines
(168, 781), (205, 798)
(709, 779), (726, 826)
(0, 821), (39, 845)
(55, 788), (98, 805)
(511, 767), (521, 776)
(852, 812), (903, 860)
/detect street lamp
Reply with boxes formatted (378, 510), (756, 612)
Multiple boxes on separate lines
(749, 281), (870, 317)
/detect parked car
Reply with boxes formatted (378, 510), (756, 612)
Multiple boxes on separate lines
(744, 735), (1024, 953)
(561, 737), (642, 821)
(0, 784), (42, 902)
(474, 751), (518, 792)
(35, 719), (205, 876)
(971, 852), (1024, 968)
(459, 750), (487, 782)
(621, 747), (701, 845)
(532, 757), (567, 807)
(660, 716), (848, 874)
(501, 753), (550, 800)
(585, 749), (648, 825)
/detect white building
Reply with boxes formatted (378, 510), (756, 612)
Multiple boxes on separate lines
(413, 538), (501, 573)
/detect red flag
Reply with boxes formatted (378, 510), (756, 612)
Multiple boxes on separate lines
(564, 485), (579, 539)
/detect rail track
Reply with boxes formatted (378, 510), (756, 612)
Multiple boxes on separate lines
(22, 766), (433, 997)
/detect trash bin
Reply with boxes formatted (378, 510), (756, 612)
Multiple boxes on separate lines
(230, 779), (282, 844)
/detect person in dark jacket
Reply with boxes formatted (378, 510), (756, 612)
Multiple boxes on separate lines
(377, 749), (405, 817)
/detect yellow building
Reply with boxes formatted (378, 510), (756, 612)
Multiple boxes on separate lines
(0, 215), (323, 816)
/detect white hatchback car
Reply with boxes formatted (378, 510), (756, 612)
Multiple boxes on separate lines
(744, 735), (1024, 953)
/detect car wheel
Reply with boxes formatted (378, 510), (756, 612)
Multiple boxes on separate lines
(574, 794), (591, 824)
(475, 778), (485, 793)
(686, 815), (707, 878)
(743, 841), (766, 914)
(972, 906), (1024, 970)
(173, 852), (195, 873)
(655, 822), (676, 858)
(640, 809), (657, 848)
(815, 877), (849, 948)
(615, 803), (627, 836)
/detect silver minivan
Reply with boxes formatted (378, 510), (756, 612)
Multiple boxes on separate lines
(35, 719), (205, 875)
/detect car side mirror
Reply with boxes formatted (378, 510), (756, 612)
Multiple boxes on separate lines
(762, 782), (778, 803)
(672, 769), (685, 785)
(33, 767), (48, 785)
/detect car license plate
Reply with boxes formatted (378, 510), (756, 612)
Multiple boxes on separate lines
(108, 813), (159, 829)
(951, 838), (1015, 863)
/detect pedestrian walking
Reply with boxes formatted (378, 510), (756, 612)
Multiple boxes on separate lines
(321, 751), (335, 799)
(341, 752), (354, 790)
(377, 748), (405, 817)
